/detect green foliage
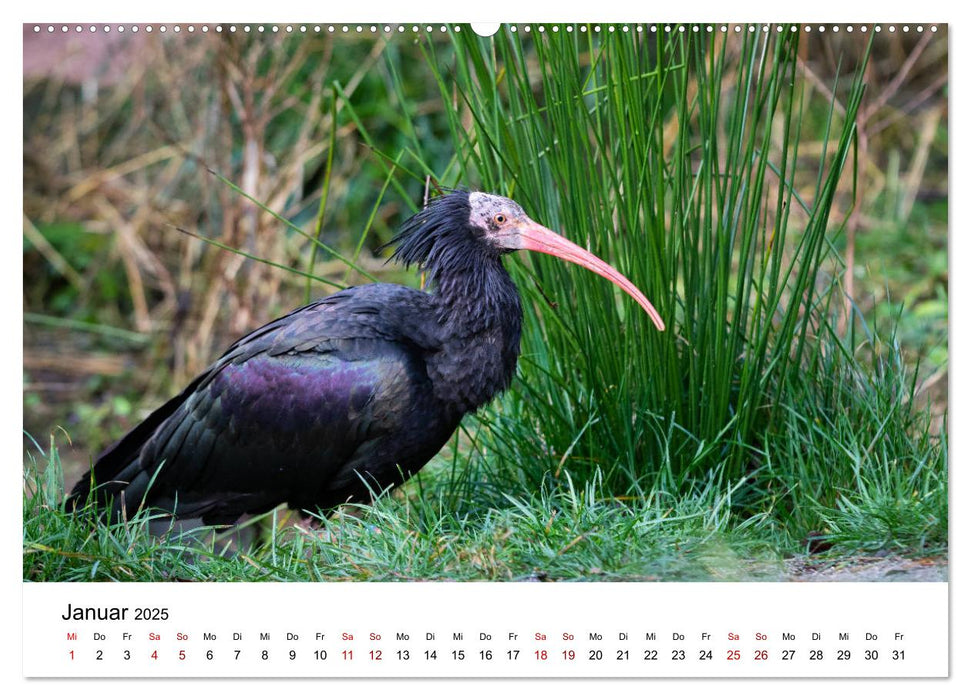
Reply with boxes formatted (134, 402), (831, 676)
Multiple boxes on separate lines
(763, 330), (947, 550)
(856, 198), (948, 370)
(24, 222), (128, 319)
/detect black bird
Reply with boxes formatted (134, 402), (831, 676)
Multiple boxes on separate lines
(68, 191), (664, 525)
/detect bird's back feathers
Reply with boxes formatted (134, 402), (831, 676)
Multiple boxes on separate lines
(69, 285), (463, 524)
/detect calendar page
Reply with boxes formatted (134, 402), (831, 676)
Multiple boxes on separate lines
(21, 7), (951, 688)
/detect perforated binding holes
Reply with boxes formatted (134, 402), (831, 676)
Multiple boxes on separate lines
(26, 21), (939, 39)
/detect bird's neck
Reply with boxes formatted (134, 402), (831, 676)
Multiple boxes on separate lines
(434, 255), (520, 328)
(428, 256), (523, 414)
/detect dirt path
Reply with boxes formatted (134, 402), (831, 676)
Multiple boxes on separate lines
(784, 554), (948, 582)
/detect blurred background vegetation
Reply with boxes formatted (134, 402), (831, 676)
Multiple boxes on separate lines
(23, 24), (947, 564)
(24, 26), (451, 472)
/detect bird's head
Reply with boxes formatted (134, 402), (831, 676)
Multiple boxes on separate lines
(392, 190), (665, 331)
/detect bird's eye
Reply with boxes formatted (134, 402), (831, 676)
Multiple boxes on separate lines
(494, 213), (507, 225)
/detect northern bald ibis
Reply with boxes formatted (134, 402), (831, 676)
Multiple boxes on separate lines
(68, 191), (664, 524)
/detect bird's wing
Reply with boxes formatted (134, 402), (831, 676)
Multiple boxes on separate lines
(71, 285), (444, 522)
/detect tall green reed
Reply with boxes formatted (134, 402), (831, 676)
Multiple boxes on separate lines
(413, 26), (872, 500)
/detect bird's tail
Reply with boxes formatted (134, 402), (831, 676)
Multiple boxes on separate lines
(66, 456), (159, 523)
(65, 387), (192, 521)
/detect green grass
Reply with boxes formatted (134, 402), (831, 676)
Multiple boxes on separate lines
(25, 389), (944, 583)
(19, 442), (788, 582)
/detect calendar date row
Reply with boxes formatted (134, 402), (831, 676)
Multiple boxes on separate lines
(67, 646), (909, 663)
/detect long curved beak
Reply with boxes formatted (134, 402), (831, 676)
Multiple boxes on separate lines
(517, 221), (665, 331)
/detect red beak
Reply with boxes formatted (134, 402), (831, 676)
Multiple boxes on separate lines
(518, 222), (665, 332)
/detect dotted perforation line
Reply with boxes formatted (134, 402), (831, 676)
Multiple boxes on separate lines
(505, 24), (939, 34)
(29, 24), (463, 34)
(30, 24), (940, 35)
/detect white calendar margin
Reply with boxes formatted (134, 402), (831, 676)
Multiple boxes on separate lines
(23, 581), (948, 678)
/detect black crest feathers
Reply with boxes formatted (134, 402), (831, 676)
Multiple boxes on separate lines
(386, 191), (481, 279)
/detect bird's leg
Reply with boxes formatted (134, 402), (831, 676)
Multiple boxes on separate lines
(292, 508), (343, 543)
(292, 504), (381, 544)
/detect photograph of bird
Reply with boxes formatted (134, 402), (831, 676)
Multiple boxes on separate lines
(67, 190), (664, 526)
